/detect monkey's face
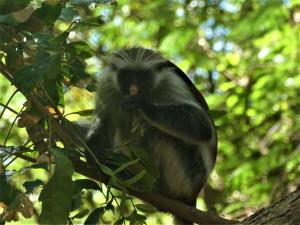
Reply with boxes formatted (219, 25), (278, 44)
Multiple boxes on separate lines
(117, 66), (156, 97)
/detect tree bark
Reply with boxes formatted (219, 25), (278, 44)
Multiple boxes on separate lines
(242, 188), (300, 225)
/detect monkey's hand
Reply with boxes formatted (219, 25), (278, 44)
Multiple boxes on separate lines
(122, 95), (143, 110)
(122, 95), (152, 112)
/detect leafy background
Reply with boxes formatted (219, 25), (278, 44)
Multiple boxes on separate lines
(0, 0), (300, 224)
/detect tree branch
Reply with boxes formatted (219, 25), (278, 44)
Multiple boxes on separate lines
(242, 188), (300, 225)
(71, 158), (239, 225)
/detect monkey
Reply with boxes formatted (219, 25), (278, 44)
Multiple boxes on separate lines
(85, 47), (217, 225)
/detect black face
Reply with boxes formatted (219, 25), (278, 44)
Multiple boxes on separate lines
(117, 66), (156, 96)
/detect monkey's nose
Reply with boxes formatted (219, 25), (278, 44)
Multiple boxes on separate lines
(129, 84), (138, 96)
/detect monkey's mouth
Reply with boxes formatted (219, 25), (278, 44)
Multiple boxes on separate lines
(129, 84), (138, 96)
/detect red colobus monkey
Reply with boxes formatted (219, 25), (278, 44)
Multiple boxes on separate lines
(86, 47), (217, 224)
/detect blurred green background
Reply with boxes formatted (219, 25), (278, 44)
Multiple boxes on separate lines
(1, 0), (300, 224)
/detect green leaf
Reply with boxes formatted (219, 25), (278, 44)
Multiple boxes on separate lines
(109, 175), (124, 190)
(71, 190), (83, 212)
(33, 2), (62, 25)
(127, 211), (147, 224)
(84, 207), (105, 225)
(20, 163), (49, 173)
(23, 179), (44, 194)
(131, 147), (159, 178)
(105, 201), (114, 211)
(39, 148), (74, 225)
(99, 164), (115, 176)
(59, 7), (78, 21)
(13, 64), (46, 94)
(85, 82), (97, 92)
(0, 14), (17, 24)
(0, 0), (30, 14)
(44, 79), (65, 106)
(78, 16), (104, 27)
(69, 0), (114, 5)
(16, 2), (62, 32)
(49, 32), (69, 45)
(124, 170), (147, 187)
(113, 218), (125, 225)
(66, 109), (94, 117)
(31, 34), (59, 50)
(135, 203), (157, 213)
(67, 57), (91, 84)
(114, 158), (140, 174)
(47, 53), (61, 80)
(67, 41), (94, 58)
(71, 209), (89, 219)
(0, 175), (22, 203)
(119, 191), (127, 212)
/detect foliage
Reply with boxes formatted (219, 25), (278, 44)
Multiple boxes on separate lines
(38, 149), (74, 225)
(0, 0), (300, 224)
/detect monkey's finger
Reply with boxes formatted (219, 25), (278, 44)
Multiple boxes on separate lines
(121, 99), (139, 110)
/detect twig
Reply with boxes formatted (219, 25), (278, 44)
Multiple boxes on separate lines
(0, 102), (19, 115)
(3, 106), (24, 146)
(0, 90), (19, 118)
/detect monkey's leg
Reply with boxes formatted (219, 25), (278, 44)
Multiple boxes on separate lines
(85, 116), (112, 164)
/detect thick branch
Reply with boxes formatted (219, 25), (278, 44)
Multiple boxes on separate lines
(71, 158), (239, 225)
(242, 188), (300, 225)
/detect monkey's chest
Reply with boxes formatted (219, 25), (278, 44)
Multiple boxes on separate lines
(113, 120), (204, 197)
(113, 117), (189, 165)
(113, 113), (147, 156)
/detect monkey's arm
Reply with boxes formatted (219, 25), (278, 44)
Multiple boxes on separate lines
(123, 98), (214, 145)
